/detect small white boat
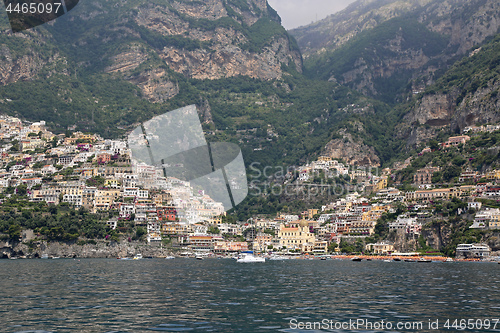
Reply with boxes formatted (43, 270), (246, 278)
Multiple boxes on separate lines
(133, 254), (143, 260)
(418, 258), (432, 263)
(236, 251), (265, 263)
(40, 254), (49, 259)
(269, 255), (289, 260)
(444, 258), (454, 262)
(165, 256), (175, 260)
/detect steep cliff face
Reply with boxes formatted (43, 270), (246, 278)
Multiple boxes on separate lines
(323, 129), (380, 167)
(103, 44), (179, 103)
(0, 239), (171, 258)
(0, 0), (302, 104)
(132, 0), (301, 81)
(292, 0), (500, 59)
(294, 0), (500, 104)
(0, 30), (69, 85)
(398, 34), (500, 145)
(290, 0), (432, 58)
(421, 219), (500, 256)
(388, 230), (419, 252)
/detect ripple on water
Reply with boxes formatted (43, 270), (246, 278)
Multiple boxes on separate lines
(1, 259), (499, 332)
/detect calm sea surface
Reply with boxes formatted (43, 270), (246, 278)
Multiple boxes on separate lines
(0, 259), (499, 332)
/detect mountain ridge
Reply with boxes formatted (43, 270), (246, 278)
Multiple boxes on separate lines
(292, 0), (500, 104)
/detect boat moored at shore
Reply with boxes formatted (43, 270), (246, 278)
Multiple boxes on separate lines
(237, 251), (265, 263)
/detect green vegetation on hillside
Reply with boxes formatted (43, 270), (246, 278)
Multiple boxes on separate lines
(396, 130), (500, 186)
(304, 17), (450, 104)
(0, 197), (110, 242)
(422, 34), (500, 105)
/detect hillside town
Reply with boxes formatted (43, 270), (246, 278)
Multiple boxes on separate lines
(0, 115), (498, 259)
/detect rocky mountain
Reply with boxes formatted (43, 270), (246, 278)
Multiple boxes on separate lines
(291, 0), (432, 58)
(324, 127), (381, 167)
(398, 33), (500, 146)
(1, 0), (388, 170)
(1, 0), (499, 169)
(0, 0), (301, 95)
(0, 0), (308, 138)
(291, 0), (500, 104)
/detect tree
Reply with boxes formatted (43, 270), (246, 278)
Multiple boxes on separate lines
(442, 165), (461, 182)
(8, 224), (22, 241)
(133, 227), (146, 241)
(328, 242), (338, 253)
(429, 139), (439, 151)
(242, 227), (257, 240)
(9, 140), (19, 152)
(208, 226), (220, 234)
(452, 155), (466, 167)
(432, 171), (442, 183)
(15, 185), (27, 197)
(263, 228), (275, 236)
(161, 236), (172, 247)
(339, 240), (355, 254)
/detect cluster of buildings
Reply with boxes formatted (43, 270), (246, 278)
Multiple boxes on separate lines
(294, 156), (388, 192)
(470, 208), (500, 229)
(0, 115), (225, 239)
(1, 115), (499, 257)
(463, 124), (500, 134)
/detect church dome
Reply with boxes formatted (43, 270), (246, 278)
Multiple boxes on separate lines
(299, 220), (308, 227)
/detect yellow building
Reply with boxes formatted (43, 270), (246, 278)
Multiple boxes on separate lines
(278, 220), (316, 252)
(207, 214), (224, 225)
(153, 193), (172, 206)
(365, 242), (395, 254)
(485, 170), (500, 180)
(306, 209), (318, 219)
(80, 168), (98, 178)
(376, 176), (388, 190)
(64, 132), (99, 144)
(406, 187), (462, 202)
(60, 186), (82, 197)
(303, 240), (328, 254)
(362, 209), (384, 222)
(489, 211), (500, 229)
(104, 179), (120, 188)
(94, 189), (121, 211)
(21, 139), (45, 152)
(349, 220), (376, 236)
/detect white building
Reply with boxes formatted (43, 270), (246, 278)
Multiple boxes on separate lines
(470, 208), (500, 229)
(388, 215), (422, 235)
(62, 194), (83, 208)
(456, 244), (490, 259)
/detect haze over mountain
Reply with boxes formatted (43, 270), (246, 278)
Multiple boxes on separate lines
(291, 0), (500, 103)
(267, 0), (356, 30)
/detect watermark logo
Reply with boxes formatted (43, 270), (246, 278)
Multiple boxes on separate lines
(127, 105), (248, 214)
(3, 0), (79, 32)
(247, 161), (378, 199)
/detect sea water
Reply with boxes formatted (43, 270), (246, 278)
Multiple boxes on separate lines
(0, 259), (499, 332)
